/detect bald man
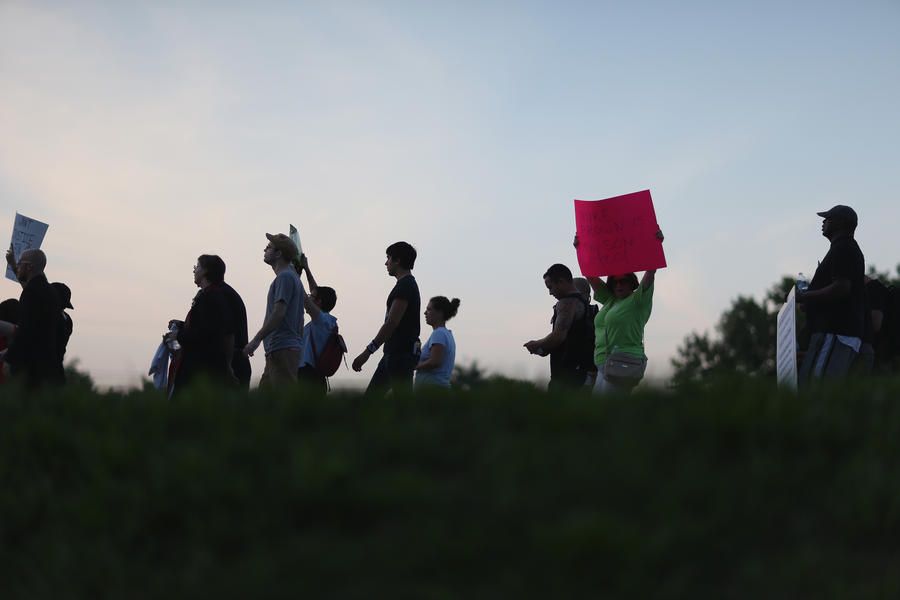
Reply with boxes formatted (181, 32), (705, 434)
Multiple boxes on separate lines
(3, 248), (62, 386)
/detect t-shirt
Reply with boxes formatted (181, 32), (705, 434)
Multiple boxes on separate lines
(415, 327), (455, 388)
(807, 237), (865, 338)
(263, 268), (306, 354)
(299, 311), (338, 369)
(384, 274), (420, 355)
(593, 281), (654, 364)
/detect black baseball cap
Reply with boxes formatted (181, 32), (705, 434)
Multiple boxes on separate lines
(51, 282), (74, 309)
(816, 205), (858, 228)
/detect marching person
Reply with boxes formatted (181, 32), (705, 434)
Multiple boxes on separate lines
(296, 254), (336, 395)
(414, 296), (459, 389)
(574, 229), (664, 394)
(2, 248), (61, 387)
(244, 233), (317, 387)
(352, 241), (421, 396)
(796, 205), (866, 384)
(524, 264), (594, 392)
(167, 255), (235, 397)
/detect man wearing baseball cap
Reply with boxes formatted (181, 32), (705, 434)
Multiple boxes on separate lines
(51, 281), (74, 383)
(796, 205), (866, 384)
(244, 233), (319, 387)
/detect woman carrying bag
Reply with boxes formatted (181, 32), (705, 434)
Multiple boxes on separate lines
(574, 230), (664, 394)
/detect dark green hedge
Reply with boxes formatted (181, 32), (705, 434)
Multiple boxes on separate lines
(2, 378), (900, 598)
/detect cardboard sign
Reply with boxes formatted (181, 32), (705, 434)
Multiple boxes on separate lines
(776, 287), (798, 390)
(289, 224), (303, 257)
(6, 213), (49, 282)
(574, 190), (666, 277)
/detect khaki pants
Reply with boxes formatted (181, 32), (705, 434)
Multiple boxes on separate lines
(260, 348), (301, 387)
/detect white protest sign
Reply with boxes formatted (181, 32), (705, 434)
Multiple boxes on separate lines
(776, 286), (798, 390)
(6, 212), (49, 282)
(289, 224), (303, 257)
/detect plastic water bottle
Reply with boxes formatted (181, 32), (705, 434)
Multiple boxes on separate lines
(166, 322), (182, 352)
(796, 273), (810, 293)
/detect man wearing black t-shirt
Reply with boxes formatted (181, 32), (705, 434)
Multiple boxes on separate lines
(797, 205), (866, 384)
(3, 249), (61, 387)
(352, 241), (421, 396)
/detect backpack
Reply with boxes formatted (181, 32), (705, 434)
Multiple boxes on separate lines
(310, 323), (348, 377)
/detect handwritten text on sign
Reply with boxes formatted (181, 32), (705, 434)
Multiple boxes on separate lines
(776, 286), (798, 390)
(6, 213), (49, 282)
(574, 190), (666, 277)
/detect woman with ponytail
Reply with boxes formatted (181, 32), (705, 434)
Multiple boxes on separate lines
(414, 296), (460, 389)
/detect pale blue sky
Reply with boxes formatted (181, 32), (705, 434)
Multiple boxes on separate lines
(2, 1), (898, 387)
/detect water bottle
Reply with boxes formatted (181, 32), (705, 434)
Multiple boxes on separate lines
(796, 273), (810, 293)
(166, 322), (182, 352)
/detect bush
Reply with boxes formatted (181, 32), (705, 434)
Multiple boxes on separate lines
(2, 378), (900, 598)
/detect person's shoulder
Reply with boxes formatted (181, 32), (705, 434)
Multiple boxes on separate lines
(402, 274), (419, 290)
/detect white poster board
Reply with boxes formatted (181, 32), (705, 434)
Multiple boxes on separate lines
(776, 287), (798, 390)
(6, 212), (49, 282)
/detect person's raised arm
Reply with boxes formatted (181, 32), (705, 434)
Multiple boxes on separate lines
(573, 234), (611, 296)
(352, 298), (409, 371)
(5, 246), (23, 289)
(304, 293), (322, 322)
(524, 298), (577, 354)
(299, 254), (318, 291)
(640, 229), (664, 290)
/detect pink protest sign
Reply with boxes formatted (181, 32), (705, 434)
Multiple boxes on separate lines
(574, 190), (666, 277)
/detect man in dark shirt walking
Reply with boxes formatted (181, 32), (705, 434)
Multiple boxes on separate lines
(352, 241), (421, 396)
(797, 205), (866, 385)
(525, 264), (594, 392)
(3, 249), (61, 387)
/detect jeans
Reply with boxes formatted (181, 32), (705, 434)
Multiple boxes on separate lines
(365, 352), (417, 397)
(798, 332), (858, 387)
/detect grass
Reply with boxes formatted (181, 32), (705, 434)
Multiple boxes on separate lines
(2, 377), (900, 598)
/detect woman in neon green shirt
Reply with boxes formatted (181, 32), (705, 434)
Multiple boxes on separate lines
(575, 230), (663, 394)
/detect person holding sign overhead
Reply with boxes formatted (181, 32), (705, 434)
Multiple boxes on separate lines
(574, 229), (664, 394)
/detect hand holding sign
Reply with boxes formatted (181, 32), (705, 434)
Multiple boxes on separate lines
(573, 190), (666, 277)
(6, 213), (49, 282)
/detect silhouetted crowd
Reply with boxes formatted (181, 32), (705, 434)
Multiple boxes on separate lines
(3, 209), (898, 394)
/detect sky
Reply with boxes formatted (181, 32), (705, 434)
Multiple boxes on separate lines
(1, 0), (899, 389)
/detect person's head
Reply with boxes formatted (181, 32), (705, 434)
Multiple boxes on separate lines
(194, 254), (226, 288)
(16, 249), (46, 283)
(817, 205), (858, 240)
(573, 277), (591, 302)
(51, 282), (74, 310)
(311, 286), (337, 312)
(543, 264), (575, 299)
(385, 241), (416, 276)
(605, 273), (639, 299)
(425, 296), (460, 327)
(264, 233), (299, 267)
(0, 298), (20, 324)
